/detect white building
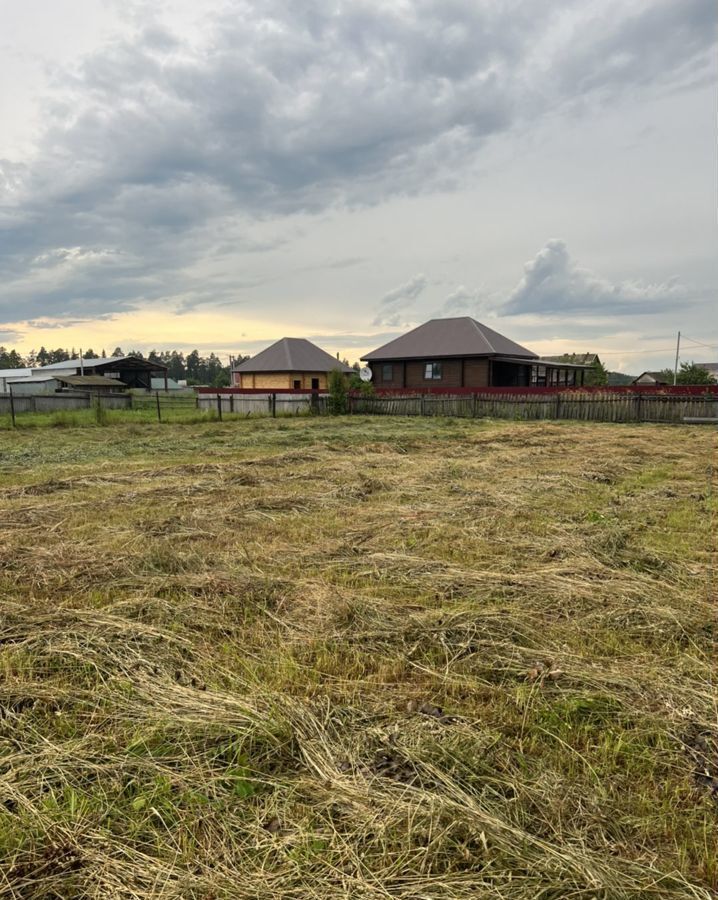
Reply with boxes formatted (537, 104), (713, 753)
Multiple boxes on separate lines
(0, 368), (33, 392)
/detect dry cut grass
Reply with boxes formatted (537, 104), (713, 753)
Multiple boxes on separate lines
(0, 416), (716, 899)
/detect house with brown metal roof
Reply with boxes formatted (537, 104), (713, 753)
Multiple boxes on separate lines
(362, 317), (588, 389)
(232, 338), (353, 390)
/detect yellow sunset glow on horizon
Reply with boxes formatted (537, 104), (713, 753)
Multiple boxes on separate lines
(5, 308), (380, 366)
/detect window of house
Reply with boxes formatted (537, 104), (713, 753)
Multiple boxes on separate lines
(293, 379), (301, 390)
(424, 362), (442, 380)
(382, 364), (393, 382)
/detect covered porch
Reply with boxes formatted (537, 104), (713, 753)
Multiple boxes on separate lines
(490, 356), (591, 388)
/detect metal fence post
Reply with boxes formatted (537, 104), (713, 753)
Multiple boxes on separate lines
(8, 384), (16, 428)
(272, 393), (277, 417)
(216, 393), (223, 421)
(156, 391), (161, 423)
(230, 393), (235, 414)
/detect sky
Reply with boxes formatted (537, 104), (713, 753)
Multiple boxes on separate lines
(0, 0), (716, 372)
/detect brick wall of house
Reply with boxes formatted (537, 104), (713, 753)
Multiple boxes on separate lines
(236, 371), (328, 389)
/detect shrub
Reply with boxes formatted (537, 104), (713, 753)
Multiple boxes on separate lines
(327, 368), (348, 415)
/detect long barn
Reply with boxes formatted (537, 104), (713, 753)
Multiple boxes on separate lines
(28, 356), (169, 391)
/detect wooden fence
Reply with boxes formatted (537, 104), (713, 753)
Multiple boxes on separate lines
(349, 390), (718, 424)
(0, 392), (131, 415)
(197, 391), (322, 416)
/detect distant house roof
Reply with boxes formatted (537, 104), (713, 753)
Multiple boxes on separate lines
(632, 371), (670, 385)
(695, 362), (718, 379)
(362, 318), (538, 361)
(543, 353), (601, 366)
(233, 338), (353, 373)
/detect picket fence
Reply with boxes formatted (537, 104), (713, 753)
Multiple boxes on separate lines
(349, 390), (718, 424)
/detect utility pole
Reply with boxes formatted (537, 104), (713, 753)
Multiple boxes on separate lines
(79, 349), (84, 376)
(673, 331), (681, 386)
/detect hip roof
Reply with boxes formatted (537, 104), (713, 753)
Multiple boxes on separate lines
(362, 317), (538, 361)
(233, 338), (353, 373)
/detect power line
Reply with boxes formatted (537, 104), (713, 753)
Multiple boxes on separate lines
(547, 341), (717, 357)
(588, 347), (678, 355)
(680, 335), (718, 350)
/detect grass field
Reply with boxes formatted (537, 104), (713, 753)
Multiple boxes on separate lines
(0, 416), (715, 899)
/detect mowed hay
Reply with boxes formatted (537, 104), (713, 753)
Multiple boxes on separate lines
(0, 416), (715, 899)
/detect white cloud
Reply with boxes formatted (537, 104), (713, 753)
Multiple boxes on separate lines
(373, 273), (428, 326)
(503, 239), (691, 316)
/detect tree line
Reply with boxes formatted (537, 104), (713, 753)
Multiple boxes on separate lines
(0, 346), (247, 387)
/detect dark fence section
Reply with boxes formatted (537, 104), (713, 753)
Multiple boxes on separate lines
(349, 390), (718, 424)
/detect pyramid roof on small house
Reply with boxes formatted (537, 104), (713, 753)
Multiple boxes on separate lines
(233, 338), (353, 373)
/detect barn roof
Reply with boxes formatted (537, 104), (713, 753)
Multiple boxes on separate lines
(362, 317), (538, 361)
(6, 373), (56, 383)
(0, 367), (33, 379)
(233, 338), (353, 373)
(35, 355), (167, 371)
(56, 375), (127, 388)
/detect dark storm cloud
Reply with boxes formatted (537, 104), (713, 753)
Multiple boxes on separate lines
(554, 0), (715, 99)
(0, 0), (714, 324)
(502, 239), (692, 316)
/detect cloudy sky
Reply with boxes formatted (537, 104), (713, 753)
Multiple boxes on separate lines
(1, 0), (715, 371)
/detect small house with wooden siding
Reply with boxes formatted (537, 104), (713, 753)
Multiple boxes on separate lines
(232, 338), (353, 390)
(362, 317), (587, 389)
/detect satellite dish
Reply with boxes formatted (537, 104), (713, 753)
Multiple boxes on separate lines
(360, 366), (373, 382)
